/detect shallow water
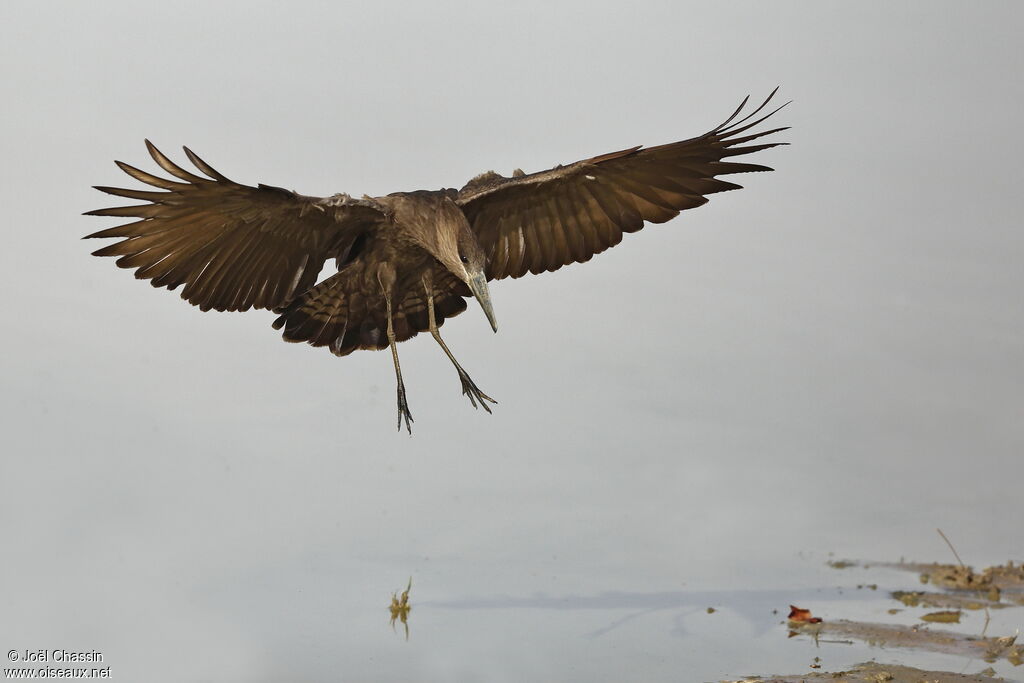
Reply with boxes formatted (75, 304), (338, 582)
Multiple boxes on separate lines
(4, 393), (1021, 681)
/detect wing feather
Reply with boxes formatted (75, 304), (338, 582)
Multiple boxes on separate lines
(555, 187), (590, 263)
(575, 181), (619, 250)
(528, 199), (554, 274)
(543, 192), (571, 268)
(145, 139), (209, 183)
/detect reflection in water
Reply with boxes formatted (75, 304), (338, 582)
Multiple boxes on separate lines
(389, 578), (412, 640)
(428, 587), (853, 639)
(426, 564), (1024, 669)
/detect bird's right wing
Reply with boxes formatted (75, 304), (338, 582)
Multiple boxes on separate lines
(456, 90), (788, 280)
(85, 141), (386, 312)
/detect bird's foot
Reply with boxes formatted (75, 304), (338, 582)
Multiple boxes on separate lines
(396, 381), (414, 434)
(457, 369), (497, 413)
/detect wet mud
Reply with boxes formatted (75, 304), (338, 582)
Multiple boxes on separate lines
(726, 661), (1010, 683)
(733, 559), (1024, 682)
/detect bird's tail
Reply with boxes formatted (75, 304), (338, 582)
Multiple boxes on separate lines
(272, 267), (468, 357)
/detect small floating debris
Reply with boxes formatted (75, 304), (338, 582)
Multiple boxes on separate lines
(920, 610), (961, 624)
(389, 577), (412, 640)
(787, 605), (823, 624)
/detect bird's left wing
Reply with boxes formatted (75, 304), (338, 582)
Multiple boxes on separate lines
(85, 141), (386, 312)
(456, 90), (788, 280)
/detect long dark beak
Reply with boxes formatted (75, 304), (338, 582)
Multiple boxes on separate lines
(468, 272), (498, 332)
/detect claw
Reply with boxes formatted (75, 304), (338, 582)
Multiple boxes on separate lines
(457, 369), (497, 414)
(396, 379), (414, 434)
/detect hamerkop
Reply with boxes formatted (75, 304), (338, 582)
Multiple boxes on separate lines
(86, 90), (788, 432)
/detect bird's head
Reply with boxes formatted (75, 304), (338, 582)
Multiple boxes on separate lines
(385, 193), (497, 332)
(448, 220), (496, 331)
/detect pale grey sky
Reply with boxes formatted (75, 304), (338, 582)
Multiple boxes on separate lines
(1, 2), (1022, 681)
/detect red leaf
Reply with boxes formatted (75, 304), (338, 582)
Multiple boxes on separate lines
(787, 605), (823, 623)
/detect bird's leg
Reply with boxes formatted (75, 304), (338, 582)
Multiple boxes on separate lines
(388, 323), (413, 433)
(381, 269), (413, 433)
(426, 286), (497, 413)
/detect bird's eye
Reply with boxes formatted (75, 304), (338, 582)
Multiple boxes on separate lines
(460, 255), (469, 264)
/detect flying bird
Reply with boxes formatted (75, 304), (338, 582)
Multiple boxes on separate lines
(85, 90), (788, 432)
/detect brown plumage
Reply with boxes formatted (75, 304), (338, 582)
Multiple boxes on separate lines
(85, 90), (789, 432)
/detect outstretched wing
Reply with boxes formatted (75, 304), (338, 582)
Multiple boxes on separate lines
(457, 90), (789, 280)
(85, 141), (385, 312)
(272, 262), (470, 356)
